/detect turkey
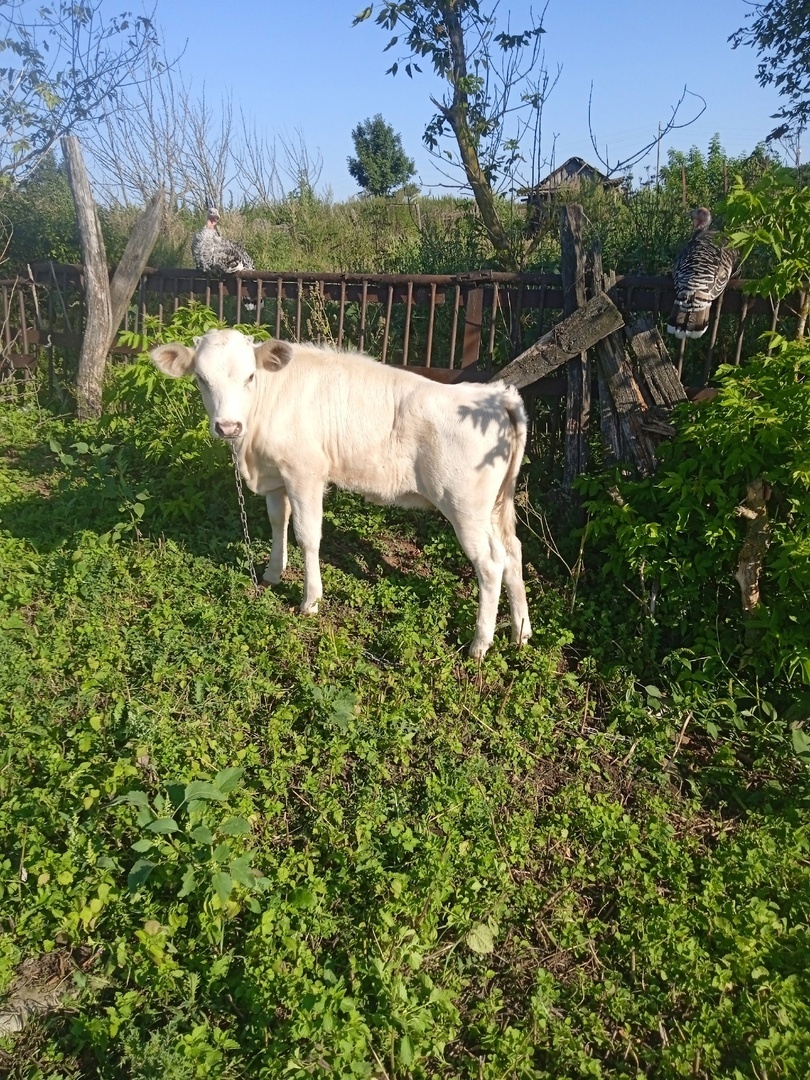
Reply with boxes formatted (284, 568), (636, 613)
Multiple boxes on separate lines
(666, 207), (736, 339)
(192, 206), (256, 310)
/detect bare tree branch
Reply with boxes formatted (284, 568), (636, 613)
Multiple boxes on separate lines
(183, 85), (235, 210)
(278, 128), (323, 195)
(233, 111), (284, 205)
(588, 83), (707, 178)
(90, 50), (193, 209)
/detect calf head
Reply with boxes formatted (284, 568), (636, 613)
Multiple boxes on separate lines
(151, 328), (292, 439)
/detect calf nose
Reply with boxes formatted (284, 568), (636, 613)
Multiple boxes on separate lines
(215, 420), (243, 439)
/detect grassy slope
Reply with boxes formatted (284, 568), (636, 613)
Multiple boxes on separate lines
(1, 386), (810, 1079)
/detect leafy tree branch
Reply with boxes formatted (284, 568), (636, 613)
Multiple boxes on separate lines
(0, 0), (162, 186)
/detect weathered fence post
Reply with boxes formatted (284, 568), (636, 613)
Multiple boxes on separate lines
(461, 286), (484, 367)
(587, 241), (622, 466)
(560, 205), (591, 490)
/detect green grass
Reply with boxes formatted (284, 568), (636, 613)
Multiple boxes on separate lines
(1, 382), (810, 1079)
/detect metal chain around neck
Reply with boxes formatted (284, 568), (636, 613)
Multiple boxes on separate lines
(229, 443), (260, 594)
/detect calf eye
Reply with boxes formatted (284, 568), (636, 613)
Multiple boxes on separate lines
(196, 373), (209, 390)
(246, 372), (256, 386)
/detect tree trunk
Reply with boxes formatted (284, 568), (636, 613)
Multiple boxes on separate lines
(63, 135), (111, 419)
(444, 105), (512, 260)
(439, 4), (513, 264)
(796, 288), (809, 341)
(109, 190), (166, 335)
(63, 135), (165, 419)
(734, 480), (772, 615)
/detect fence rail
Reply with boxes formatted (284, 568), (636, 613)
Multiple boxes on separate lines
(0, 263), (798, 391)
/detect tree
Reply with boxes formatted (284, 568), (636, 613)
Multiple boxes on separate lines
(355, 1), (700, 270)
(90, 52), (200, 210)
(348, 114), (415, 196)
(659, 136), (775, 213)
(729, 0), (810, 140)
(63, 134), (164, 418)
(354, 0), (552, 265)
(2, 151), (80, 268)
(0, 0), (160, 187)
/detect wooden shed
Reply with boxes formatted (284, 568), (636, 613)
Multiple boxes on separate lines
(521, 157), (625, 206)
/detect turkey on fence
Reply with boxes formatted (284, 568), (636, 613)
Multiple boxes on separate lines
(666, 207), (736, 339)
(192, 207), (255, 275)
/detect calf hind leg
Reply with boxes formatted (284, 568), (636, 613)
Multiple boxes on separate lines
(451, 518), (507, 659)
(503, 532), (532, 646)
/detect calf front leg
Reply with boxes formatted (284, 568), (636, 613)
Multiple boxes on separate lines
(288, 483), (325, 614)
(262, 488), (291, 585)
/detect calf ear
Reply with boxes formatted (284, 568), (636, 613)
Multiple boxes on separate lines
(254, 338), (293, 371)
(151, 343), (196, 378)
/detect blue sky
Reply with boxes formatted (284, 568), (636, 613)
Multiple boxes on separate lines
(153, 0), (785, 200)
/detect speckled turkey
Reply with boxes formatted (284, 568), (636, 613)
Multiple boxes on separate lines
(666, 207), (736, 339)
(192, 207), (255, 276)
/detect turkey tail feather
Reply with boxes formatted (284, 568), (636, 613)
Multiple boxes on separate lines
(666, 303), (711, 339)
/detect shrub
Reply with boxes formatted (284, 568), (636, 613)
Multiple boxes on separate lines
(580, 345), (810, 716)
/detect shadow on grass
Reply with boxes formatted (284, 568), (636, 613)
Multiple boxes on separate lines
(2, 435), (465, 602)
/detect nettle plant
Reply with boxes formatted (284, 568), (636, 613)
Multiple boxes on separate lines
(581, 345), (810, 699)
(114, 767), (269, 933)
(47, 435), (151, 544)
(111, 302), (272, 522)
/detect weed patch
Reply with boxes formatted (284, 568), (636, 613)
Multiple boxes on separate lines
(2, 363), (810, 1078)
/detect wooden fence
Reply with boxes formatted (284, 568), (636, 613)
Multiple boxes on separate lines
(0, 261), (798, 392)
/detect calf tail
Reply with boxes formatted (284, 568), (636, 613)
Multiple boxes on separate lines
(494, 384), (528, 543)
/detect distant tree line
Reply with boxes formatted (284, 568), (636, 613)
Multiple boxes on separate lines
(5, 135), (789, 280)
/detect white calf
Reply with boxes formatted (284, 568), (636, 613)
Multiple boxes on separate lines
(151, 329), (531, 657)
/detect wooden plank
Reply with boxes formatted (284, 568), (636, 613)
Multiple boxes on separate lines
(597, 331), (645, 415)
(595, 330), (660, 477)
(494, 291), (624, 389)
(588, 241), (622, 465)
(624, 314), (686, 407)
(449, 284), (460, 367)
(461, 286), (484, 367)
(588, 248), (677, 475)
(597, 370), (622, 465)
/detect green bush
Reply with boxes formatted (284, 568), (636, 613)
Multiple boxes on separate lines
(2, 153), (80, 270)
(581, 345), (810, 716)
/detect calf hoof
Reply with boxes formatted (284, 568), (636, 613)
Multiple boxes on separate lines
(262, 567), (283, 585)
(300, 599), (320, 615)
(468, 636), (493, 660)
(511, 622), (533, 647)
